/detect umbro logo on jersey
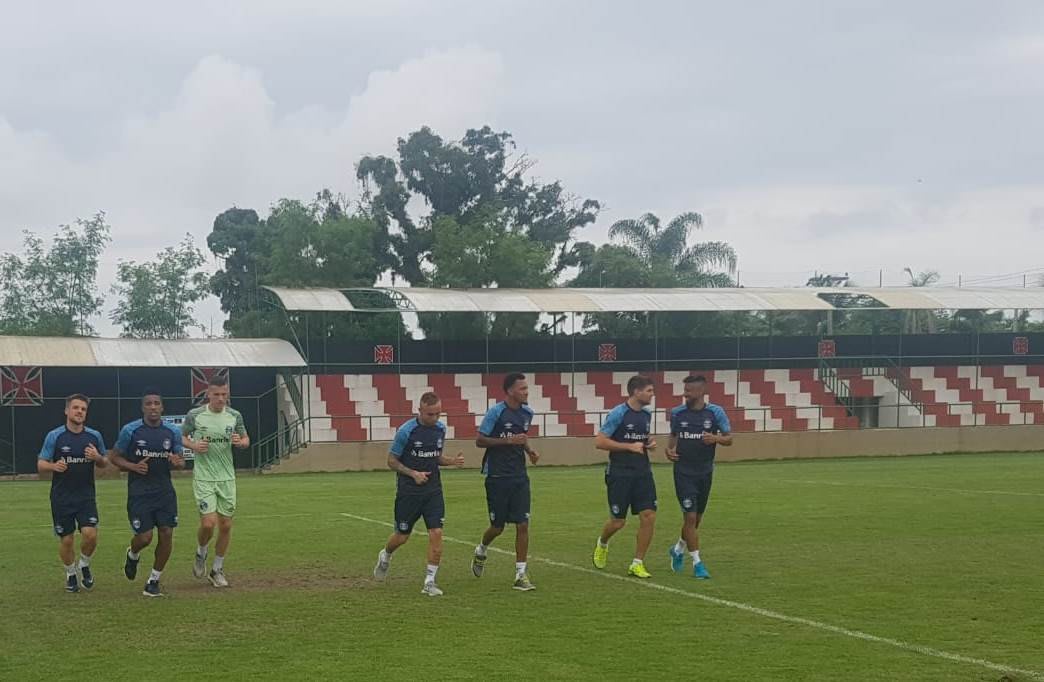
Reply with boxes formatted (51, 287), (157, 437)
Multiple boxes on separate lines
(680, 422), (689, 427)
(60, 446), (71, 453)
(505, 422), (513, 428)
(136, 440), (147, 447)
(414, 441), (423, 448)
(626, 424), (635, 430)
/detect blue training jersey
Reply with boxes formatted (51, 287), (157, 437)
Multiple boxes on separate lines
(478, 401), (534, 478)
(670, 402), (731, 475)
(599, 402), (653, 476)
(390, 418), (446, 494)
(38, 426), (107, 502)
(114, 419), (182, 497)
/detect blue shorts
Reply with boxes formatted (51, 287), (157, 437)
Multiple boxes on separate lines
(128, 491), (179, 535)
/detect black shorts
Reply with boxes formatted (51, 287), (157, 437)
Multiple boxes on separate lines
(394, 489), (445, 534)
(674, 469), (713, 515)
(605, 472), (658, 519)
(51, 497), (99, 537)
(128, 491), (179, 535)
(485, 476), (531, 528)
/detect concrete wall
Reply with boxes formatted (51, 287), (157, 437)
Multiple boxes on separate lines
(266, 425), (1044, 474)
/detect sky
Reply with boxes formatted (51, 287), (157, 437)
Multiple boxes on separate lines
(1, 1), (1043, 336)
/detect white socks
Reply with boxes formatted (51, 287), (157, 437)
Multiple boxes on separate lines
(79, 553), (92, 568)
(425, 564), (439, 584)
(630, 558), (644, 567)
(64, 563), (77, 576)
(515, 561), (527, 578)
(379, 548), (391, 563)
(149, 569), (162, 582)
(475, 544), (488, 557)
(197, 544), (208, 558)
(690, 550), (701, 565)
(127, 548), (141, 561)
(597, 537), (609, 548)
(673, 539), (686, 554)
(213, 555), (225, 572)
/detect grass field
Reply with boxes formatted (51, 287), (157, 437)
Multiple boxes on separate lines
(2, 452), (1042, 681)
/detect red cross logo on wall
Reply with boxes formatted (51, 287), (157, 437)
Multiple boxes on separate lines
(598, 343), (617, 362)
(817, 340), (837, 358)
(1, 366), (43, 406)
(1013, 337), (1029, 355)
(374, 345), (395, 365)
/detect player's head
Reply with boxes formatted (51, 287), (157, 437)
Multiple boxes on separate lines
(626, 375), (655, 406)
(503, 372), (528, 404)
(683, 375), (707, 407)
(417, 391), (442, 426)
(206, 374), (230, 411)
(64, 394), (90, 425)
(142, 387), (164, 422)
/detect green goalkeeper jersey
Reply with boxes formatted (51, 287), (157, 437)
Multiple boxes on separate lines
(183, 405), (246, 482)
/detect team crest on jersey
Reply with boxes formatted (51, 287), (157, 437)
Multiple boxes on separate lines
(162, 439), (171, 450)
(225, 425), (234, 435)
(703, 420), (713, 429)
(436, 439), (443, 448)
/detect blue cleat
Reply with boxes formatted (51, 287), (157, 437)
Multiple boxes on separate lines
(65, 574), (79, 593)
(669, 546), (685, 573)
(693, 561), (711, 580)
(80, 565), (94, 590)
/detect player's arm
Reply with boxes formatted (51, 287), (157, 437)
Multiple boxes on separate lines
(706, 407), (733, 446)
(666, 434), (680, 461)
(231, 410), (250, 449)
(475, 406), (523, 448)
(593, 432), (642, 454)
(168, 426), (186, 469)
(86, 431), (108, 468)
(388, 425), (428, 485)
(438, 451), (465, 467)
(109, 426), (148, 474)
(181, 412), (208, 455)
(37, 431), (67, 473)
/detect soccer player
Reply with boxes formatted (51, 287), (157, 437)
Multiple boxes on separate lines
(592, 375), (658, 578)
(108, 388), (185, 597)
(666, 375), (732, 579)
(372, 392), (464, 596)
(182, 374), (250, 588)
(37, 394), (108, 593)
(471, 372), (539, 591)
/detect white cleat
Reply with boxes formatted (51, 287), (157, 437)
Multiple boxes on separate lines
(421, 581), (444, 597)
(373, 552), (390, 581)
(208, 569), (229, 588)
(193, 553), (207, 579)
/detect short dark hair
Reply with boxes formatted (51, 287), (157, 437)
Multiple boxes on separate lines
(503, 372), (526, 393)
(208, 374), (229, 388)
(65, 393), (90, 407)
(419, 391), (440, 407)
(142, 386), (163, 400)
(684, 375), (707, 385)
(626, 375), (654, 395)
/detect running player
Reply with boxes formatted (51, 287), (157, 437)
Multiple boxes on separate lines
(37, 394), (108, 593)
(373, 392), (464, 596)
(666, 375), (732, 578)
(471, 372), (539, 591)
(592, 375), (658, 578)
(108, 388), (185, 597)
(182, 374), (250, 588)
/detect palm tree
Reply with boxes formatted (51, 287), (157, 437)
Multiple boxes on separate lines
(903, 267), (941, 334)
(607, 212), (737, 287)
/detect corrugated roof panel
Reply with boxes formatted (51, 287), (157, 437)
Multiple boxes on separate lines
(0, 337), (305, 367)
(263, 286), (355, 312)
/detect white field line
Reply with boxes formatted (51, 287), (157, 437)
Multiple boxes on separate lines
(340, 512), (1044, 681)
(774, 479), (1044, 498)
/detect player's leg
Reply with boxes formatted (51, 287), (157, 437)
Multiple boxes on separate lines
(209, 514), (233, 588)
(689, 472), (712, 579)
(126, 495), (155, 582)
(54, 504), (79, 591)
(72, 500), (98, 589)
(670, 469), (695, 572)
(594, 475), (628, 569)
(511, 479), (534, 590)
(374, 494), (418, 580)
(420, 492), (446, 595)
(472, 477), (506, 577)
(193, 478), (218, 578)
(627, 475), (657, 578)
(146, 494), (178, 593)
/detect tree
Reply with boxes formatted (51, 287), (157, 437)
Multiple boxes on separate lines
(902, 267), (942, 334)
(358, 125), (599, 338)
(0, 213), (111, 336)
(570, 211), (738, 337)
(110, 235), (210, 339)
(207, 191), (403, 341)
